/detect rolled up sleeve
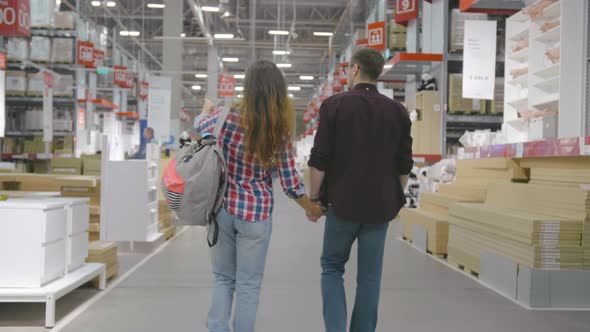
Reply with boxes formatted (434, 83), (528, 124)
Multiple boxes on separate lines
(277, 142), (305, 200)
(195, 107), (222, 134)
(397, 111), (414, 175)
(308, 102), (331, 171)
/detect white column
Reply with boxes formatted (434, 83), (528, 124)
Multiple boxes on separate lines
(206, 45), (220, 106)
(163, 0), (183, 139)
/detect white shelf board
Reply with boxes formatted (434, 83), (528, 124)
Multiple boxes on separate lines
(505, 118), (529, 130)
(542, 1), (561, 19)
(509, 10), (530, 23)
(533, 63), (560, 79)
(508, 74), (529, 87)
(507, 97), (529, 110)
(535, 26), (560, 44)
(533, 76), (560, 93)
(532, 98), (559, 112)
(509, 27), (530, 42)
(509, 47), (529, 63)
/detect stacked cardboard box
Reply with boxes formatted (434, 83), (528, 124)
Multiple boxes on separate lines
(389, 18), (407, 50)
(51, 158), (82, 175)
(7, 38), (29, 61)
(57, 176), (102, 241)
(448, 182), (589, 272)
(400, 158), (528, 255)
(51, 38), (75, 64)
(87, 241), (119, 283)
(81, 155), (101, 176)
(6, 71), (27, 96)
(488, 78), (505, 115)
(449, 74), (488, 114)
(30, 37), (51, 62)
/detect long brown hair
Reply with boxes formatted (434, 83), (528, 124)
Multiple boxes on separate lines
(240, 60), (294, 165)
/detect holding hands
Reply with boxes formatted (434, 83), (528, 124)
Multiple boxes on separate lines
(306, 201), (326, 223)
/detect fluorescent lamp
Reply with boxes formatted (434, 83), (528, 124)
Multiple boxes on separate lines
(288, 86), (301, 91)
(272, 50), (290, 55)
(222, 57), (239, 62)
(91, 1), (101, 6)
(214, 33), (235, 39)
(269, 30), (289, 35)
(202, 6), (221, 12)
(299, 75), (314, 80)
(106, 1), (116, 7)
(180, 33), (186, 37)
(313, 32), (334, 37)
(288, 93), (294, 98)
(276, 63), (292, 68)
(119, 31), (130, 36)
(235, 87), (244, 91)
(237, 94), (244, 98)
(233, 74), (245, 79)
(129, 31), (140, 37)
(195, 74), (208, 78)
(384, 64), (393, 69)
(191, 85), (202, 91)
(147, 3), (165, 8)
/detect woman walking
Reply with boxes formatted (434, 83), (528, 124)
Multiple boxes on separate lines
(196, 60), (324, 332)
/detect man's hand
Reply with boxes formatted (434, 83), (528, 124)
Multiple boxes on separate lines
(306, 202), (326, 223)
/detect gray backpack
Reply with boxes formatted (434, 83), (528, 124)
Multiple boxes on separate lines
(161, 107), (231, 246)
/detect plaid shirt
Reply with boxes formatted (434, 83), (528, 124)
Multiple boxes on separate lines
(196, 107), (305, 222)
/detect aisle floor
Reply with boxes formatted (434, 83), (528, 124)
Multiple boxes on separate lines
(6, 188), (590, 332)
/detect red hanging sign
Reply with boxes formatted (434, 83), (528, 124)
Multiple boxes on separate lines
(0, 0), (31, 38)
(218, 74), (236, 97)
(395, 0), (418, 25)
(77, 41), (94, 67)
(125, 71), (134, 89)
(77, 108), (86, 128)
(339, 62), (348, 85)
(368, 21), (386, 51)
(139, 81), (149, 99)
(43, 72), (54, 88)
(91, 49), (104, 69)
(114, 66), (133, 89)
(0, 53), (6, 70)
(333, 71), (343, 93)
(356, 38), (369, 50)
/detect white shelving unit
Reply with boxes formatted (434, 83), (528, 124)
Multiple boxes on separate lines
(503, 0), (587, 143)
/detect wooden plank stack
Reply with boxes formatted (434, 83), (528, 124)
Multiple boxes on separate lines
(518, 157), (590, 188)
(56, 176), (102, 241)
(448, 181), (589, 272)
(400, 158), (528, 256)
(87, 241), (119, 284)
(158, 200), (177, 240)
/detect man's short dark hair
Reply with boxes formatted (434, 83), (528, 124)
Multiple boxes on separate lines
(351, 48), (385, 82)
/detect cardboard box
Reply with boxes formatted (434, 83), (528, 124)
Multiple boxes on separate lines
(54, 11), (76, 30)
(51, 38), (75, 64)
(449, 74), (487, 114)
(7, 38), (29, 60)
(6, 71), (27, 95)
(26, 73), (45, 96)
(31, 0), (56, 28)
(54, 75), (74, 97)
(30, 37), (51, 62)
(390, 33), (406, 50)
(50, 158), (83, 175)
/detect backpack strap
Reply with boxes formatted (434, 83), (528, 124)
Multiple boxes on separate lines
(214, 107), (232, 139)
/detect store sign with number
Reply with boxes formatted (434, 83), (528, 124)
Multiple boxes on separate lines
(368, 21), (386, 51)
(0, 0), (30, 37)
(218, 74), (235, 97)
(139, 81), (149, 99)
(114, 66), (134, 89)
(77, 41), (94, 67)
(91, 49), (104, 69)
(395, 0), (418, 25)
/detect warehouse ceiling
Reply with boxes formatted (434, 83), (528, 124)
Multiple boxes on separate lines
(67, 0), (376, 111)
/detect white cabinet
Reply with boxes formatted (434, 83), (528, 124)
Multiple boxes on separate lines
(0, 200), (68, 288)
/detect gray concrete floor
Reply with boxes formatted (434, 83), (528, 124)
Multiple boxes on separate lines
(3, 188), (590, 331)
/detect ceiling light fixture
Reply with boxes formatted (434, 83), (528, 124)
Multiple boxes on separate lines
(119, 31), (130, 36)
(235, 87), (244, 91)
(147, 3), (165, 8)
(269, 30), (289, 35)
(202, 6), (221, 12)
(192, 85), (202, 91)
(299, 75), (314, 80)
(288, 86), (301, 91)
(91, 1), (101, 6)
(237, 94), (244, 98)
(106, 1), (116, 7)
(195, 74), (208, 78)
(233, 74), (245, 79)
(276, 63), (292, 68)
(288, 93), (294, 98)
(313, 32), (334, 37)
(129, 31), (140, 37)
(384, 64), (393, 69)
(272, 50), (291, 55)
(180, 33), (186, 37)
(214, 33), (235, 39)
(222, 57), (239, 62)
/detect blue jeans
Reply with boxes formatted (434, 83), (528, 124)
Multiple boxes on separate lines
(321, 208), (389, 332)
(208, 208), (272, 332)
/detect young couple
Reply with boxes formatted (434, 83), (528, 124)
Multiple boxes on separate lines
(196, 48), (413, 332)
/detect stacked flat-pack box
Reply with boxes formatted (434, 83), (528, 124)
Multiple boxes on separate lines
(57, 176), (102, 241)
(7, 38), (29, 61)
(27, 73), (45, 96)
(54, 11), (76, 30)
(51, 38), (75, 64)
(448, 182), (589, 272)
(489, 78), (505, 115)
(24, 110), (43, 130)
(6, 71), (27, 96)
(51, 158), (82, 175)
(30, 37), (52, 62)
(400, 158), (528, 255)
(449, 74), (487, 114)
(81, 155), (101, 176)
(54, 75), (74, 97)
(31, 0), (56, 28)
(87, 241), (119, 283)
(450, 9), (488, 52)
(389, 19), (407, 50)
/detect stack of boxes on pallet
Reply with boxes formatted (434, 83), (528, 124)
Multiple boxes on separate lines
(87, 241), (119, 284)
(399, 158), (528, 257)
(58, 177), (102, 242)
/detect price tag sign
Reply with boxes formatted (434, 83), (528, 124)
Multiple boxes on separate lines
(462, 20), (497, 100)
(218, 74), (235, 97)
(114, 66), (131, 88)
(77, 41), (94, 67)
(368, 21), (386, 51)
(91, 49), (104, 69)
(139, 81), (149, 99)
(0, 53), (6, 70)
(395, 0), (418, 25)
(0, 0), (31, 37)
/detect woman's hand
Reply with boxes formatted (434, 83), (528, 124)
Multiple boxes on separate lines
(306, 203), (326, 223)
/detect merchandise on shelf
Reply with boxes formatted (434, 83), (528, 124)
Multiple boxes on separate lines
(51, 38), (75, 64)
(6, 71), (27, 96)
(449, 74), (487, 114)
(29, 37), (52, 63)
(459, 129), (504, 147)
(7, 39), (29, 61)
(54, 75), (75, 97)
(450, 9), (488, 53)
(31, 0), (57, 28)
(26, 73), (45, 96)
(51, 158), (83, 175)
(54, 11), (76, 30)
(410, 91), (442, 155)
(489, 78), (505, 115)
(87, 241), (119, 282)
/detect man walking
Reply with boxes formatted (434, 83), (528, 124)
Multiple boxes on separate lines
(307, 48), (414, 332)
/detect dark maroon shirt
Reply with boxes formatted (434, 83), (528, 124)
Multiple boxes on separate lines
(308, 83), (413, 224)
